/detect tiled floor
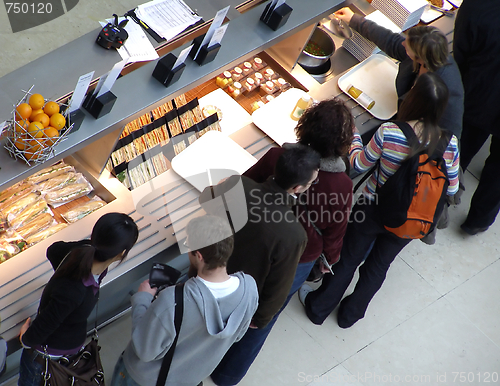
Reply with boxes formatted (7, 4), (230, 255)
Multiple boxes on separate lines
(92, 144), (500, 386)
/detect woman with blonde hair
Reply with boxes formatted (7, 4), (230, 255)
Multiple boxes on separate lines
(335, 7), (463, 139)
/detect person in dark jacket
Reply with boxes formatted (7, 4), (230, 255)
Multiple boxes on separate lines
(453, 0), (500, 235)
(335, 7), (464, 139)
(18, 213), (139, 386)
(200, 146), (319, 386)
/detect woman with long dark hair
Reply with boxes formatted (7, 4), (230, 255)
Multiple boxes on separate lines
(300, 73), (460, 328)
(18, 212), (139, 386)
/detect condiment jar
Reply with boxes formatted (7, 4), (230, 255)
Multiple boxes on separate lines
(264, 68), (275, 81)
(253, 72), (264, 87)
(252, 57), (265, 71)
(261, 95), (275, 104)
(261, 81), (277, 95)
(242, 62), (253, 77)
(243, 78), (256, 93)
(251, 100), (265, 112)
(290, 95), (312, 120)
(275, 78), (291, 92)
(216, 71), (233, 89)
(229, 82), (242, 99)
(231, 67), (243, 82)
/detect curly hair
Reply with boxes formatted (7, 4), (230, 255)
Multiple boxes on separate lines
(295, 98), (354, 158)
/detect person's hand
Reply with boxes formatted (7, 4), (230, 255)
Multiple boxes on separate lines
(319, 261), (331, 274)
(138, 279), (156, 296)
(19, 317), (31, 344)
(334, 7), (355, 24)
(249, 321), (259, 329)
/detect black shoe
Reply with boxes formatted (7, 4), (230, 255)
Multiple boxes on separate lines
(460, 223), (489, 236)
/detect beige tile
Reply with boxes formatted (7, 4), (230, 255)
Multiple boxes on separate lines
(284, 257), (440, 363)
(399, 170), (500, 295)
(342, 297), (500, 384)
(445, 259), (500, 347)
(237, 312), (338, 386)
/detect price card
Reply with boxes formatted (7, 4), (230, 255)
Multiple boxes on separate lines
(97, 59), (127, 98)
(173, 44), (194, 69)
(194, 5), (229, 59)
(69, 71), (95, 113)
(208, 25), (228, 49)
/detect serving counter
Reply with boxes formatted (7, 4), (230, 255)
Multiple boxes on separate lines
(0, 0), (457, 380)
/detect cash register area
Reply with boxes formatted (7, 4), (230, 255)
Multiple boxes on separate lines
(1, 0), (500, 385)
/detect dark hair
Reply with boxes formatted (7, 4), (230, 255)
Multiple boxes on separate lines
(274, 145), (320, 190)
(397, 72), (449, 155)
(406, 26), (448, 72)
(54, 213), (139, 281)
(186, 215), (234, 270)
(295, 98), (354, 158)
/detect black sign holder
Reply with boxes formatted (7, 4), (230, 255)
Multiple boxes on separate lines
(260, 2), (293, 31)
(152, 53), (186, 87)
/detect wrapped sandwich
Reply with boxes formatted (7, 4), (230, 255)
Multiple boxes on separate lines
(61, 198), (106, 223)
(17, 213), (54, 239)
(27, 162), (74, 184)
(26, 223), (68, 245)
(45, 182), (93, 206)
(9, 199), (51, 229)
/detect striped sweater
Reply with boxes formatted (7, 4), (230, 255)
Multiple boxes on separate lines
(350, 122), (460, 200)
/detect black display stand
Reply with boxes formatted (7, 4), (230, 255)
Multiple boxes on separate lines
(188, 34), (221, 66)
(152, 53), (186, 87)
(66, 108), (86, 134)
(83, 90), (117, 119)
(260, 2), (293, 31)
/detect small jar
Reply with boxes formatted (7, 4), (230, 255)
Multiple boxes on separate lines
(252, 57), (265, 71)
(253, 72), (264, 87)
(264, 68), (275, 81)
(216, 71), (233, 89)
(275, 78), (291, 92)
(231, 67), (243, 82)
(228, 82), (242, 99)
(251, 100), (265, 112)
(261, 81), (277, 95)
(260, 94), (275, 104)
(243, 78), (256, 93)
(242, 62), (253, 77)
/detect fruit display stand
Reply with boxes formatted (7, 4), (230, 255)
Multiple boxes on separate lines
(0, 0), (349, 374)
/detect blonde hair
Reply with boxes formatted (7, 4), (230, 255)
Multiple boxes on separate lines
(406, 26), (448, 72)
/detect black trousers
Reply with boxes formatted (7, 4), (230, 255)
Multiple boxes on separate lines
(460, 124), (500, 229)
(304, 199), (411, 326)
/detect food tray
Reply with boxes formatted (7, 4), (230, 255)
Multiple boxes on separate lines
(338, 54), (399, 120)
(171, 130), (257, 191)
(251, 88), (308, 146)
(420, 1), (454, 24)
(198, 88), (253, 136)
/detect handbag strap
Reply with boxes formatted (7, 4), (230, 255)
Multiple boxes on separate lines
(156, 283), (185, 386)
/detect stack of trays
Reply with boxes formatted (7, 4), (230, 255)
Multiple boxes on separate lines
(342, 11), (402, 62)
(372, 0), (427, 30)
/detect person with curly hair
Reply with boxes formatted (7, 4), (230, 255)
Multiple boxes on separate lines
(210, 98), (354, 386)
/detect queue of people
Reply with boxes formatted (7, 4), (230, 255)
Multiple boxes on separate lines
(16, 0), (497, 384)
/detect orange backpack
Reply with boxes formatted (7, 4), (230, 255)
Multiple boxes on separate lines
(375, 122), (450, 239)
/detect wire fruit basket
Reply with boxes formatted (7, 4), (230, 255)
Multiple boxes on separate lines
(4, 86), (74, 166)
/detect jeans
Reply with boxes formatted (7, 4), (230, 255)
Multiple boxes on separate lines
(18, 349), (44, 386)
(304, 200), (411, 326)
(210, 260), (315, 386)
(110, 355), (141, 386)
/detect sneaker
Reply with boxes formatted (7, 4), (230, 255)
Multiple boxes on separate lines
(298, 284), (313, 307)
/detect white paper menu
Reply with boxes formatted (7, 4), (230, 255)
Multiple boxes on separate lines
(208, 25), (228, 49)
(69, 71), (95, 113)
(194, 5), (230, 59)
(173, 44), (194, 69)
(97, 60), (127, 98)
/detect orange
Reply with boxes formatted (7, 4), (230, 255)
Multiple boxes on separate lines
(43, 101), (59, 116)
(14, 138), (26, 150)
(28, 93), (45, 110)
(29, 108), (44, 121)
(49, 113), (66, 131)
(25, 148), (42, 161)
(27, 121), (44, 138)
(43, 127), (59, 146)
(32, 113), (50, 128)
(15, 103), (32, 120)
(26, 139), (42, 152)
(14, 119), (30, 134)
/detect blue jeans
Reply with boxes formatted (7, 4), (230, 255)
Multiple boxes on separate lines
(18, 349), (44, 386)
(110, 355), (141, 386)
(210, 260), (315, 386)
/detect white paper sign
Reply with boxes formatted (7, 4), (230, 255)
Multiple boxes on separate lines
(69, 71), (95, 113)
(194, 5), (230, 59)
(173, 44), (194, 69)
(0, 121), (7, 137)
(208, 25), (228, 49)
(97, 60), (127, 98)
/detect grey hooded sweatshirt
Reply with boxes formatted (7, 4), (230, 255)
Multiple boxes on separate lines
(122, 271), (258, 386)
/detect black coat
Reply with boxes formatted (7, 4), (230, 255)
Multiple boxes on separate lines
(350, 14), (464, 139)
(453, 0), (500, 133)
(199, 176), (307, 328)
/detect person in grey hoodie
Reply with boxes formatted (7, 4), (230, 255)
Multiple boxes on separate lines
(111, 215), (258, 386)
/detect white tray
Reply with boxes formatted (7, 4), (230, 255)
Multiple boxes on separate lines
(338, 54), (399, 120)
(251, 88), (308, 146)
(198, 88), (253, 136)
(171, 130), (257, 191)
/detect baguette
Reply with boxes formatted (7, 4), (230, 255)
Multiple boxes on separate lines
(17, 213), (54, 239)
(9, 199), (50, 229)
(2, 193), (39, 217)
(61, 200), (106, 223)
(45, 183), (93, 206)
(26, 223), (68, 245)
(36, 172), (79, 192)
(27, 163), (74, 184)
